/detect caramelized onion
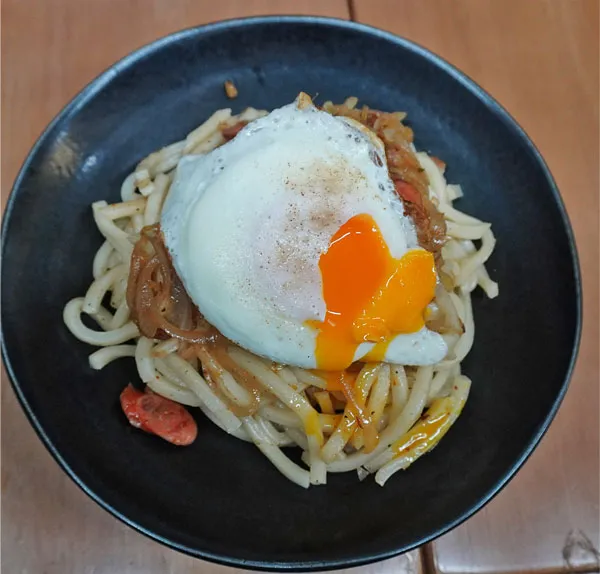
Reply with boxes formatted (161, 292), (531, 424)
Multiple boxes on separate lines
(127, 224), (215, 343)
(427, 284), (464, 336)
(211, 344), (264, 416)
(325, 102), (448, 264)
(193, 342), (263, 417)
(195, 345), (256, 417)
(213, 345), (264, 398)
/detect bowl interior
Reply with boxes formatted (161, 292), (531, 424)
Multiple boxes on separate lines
(1, 17), (580, 570)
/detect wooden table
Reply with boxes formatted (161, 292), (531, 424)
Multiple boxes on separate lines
(2, 1), (598, 572)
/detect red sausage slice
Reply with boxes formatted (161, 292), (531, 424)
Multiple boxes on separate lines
(120, 384), (197, 446)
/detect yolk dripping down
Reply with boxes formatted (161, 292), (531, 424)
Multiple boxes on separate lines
(309, 213), (436, 371)
(310, 368), (359, 391)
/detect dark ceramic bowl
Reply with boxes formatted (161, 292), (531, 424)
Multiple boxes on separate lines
(1, 16), (581, 571)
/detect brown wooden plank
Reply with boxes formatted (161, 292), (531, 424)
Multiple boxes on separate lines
(353, 1), (600, 572)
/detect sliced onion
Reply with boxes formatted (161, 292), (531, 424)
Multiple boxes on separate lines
(127, 224), (215, 344)
(427, 284), (464, 336)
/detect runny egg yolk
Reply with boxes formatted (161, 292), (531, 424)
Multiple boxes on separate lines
(310, 369), (359, 391)
(308, 213), (436, 371)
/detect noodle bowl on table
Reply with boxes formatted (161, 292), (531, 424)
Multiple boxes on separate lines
(1, 17), (581, 569)
(63, 92), (497, 488)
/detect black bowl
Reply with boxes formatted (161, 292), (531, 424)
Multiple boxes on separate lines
(1, 16), (581, 571)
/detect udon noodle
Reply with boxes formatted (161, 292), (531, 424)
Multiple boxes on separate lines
(64, 99), (497, 488)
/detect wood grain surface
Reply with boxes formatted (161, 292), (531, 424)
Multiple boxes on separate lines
(353, 1), (600, 572)
(2, 1), (598, 573)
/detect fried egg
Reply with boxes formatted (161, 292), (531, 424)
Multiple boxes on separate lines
(161, 96), (447, 370)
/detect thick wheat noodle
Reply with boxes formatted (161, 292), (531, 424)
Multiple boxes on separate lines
(110, 275), (128, 309)
(331, 364), (378, 455)
(152, 338), (180, 357)
(135, 336), (157, 383)
(100, 198), (146, 220)
(254, 417), (295, 447)
(348, 367), (390, 452)
(347, 364), (380, 452)
(366, 364), (391, 433)
(427, 367), (455, 402)
(476, 266), (499, 298)
(349, 415), (382, 451)
(438, 202), (485, 226)
(89, 345), (136, 370)
(374, 376), (471, 485)
(259, 404), (340, 434)
(107, 250), (122, 269)
(93, 240), (115, 279)
(162, 353), (242, 433)
(228, 346), (326, 484)
(235, 107), (269, 122)
(327, 366), (433, 473)
(137, 140), (186, 177)
(132, 214), (145, 233)
(189, 131), (225, 155)
(109, 299), (130, 330)
(321, 409), (358, 463)
(309, 441), (327, 485)
(446, 221), (491, 240)
(211, 346), (264, 407)
(443, 239), (474, 261)
(197, 346), (256, 415)
(432, 294), (473, 369)
(286, 427), (310, 450)
(92, 203), (133, 260)
(361, 366), (434, 470)
(154, 358), (189, 388)
(229, 347), (323, 442)
(443, 292), (474, 364)
(120, 172), (138, 201)
(146, 372), (202, 407)
(64, 298), (140, 345)
(348, 425), (365, 451)
(89, 304), (115, 331)
(314, 391), (335, 414)
(198, 402), (251, 442)
(242, 417), (310, 488)
(144, 173), (170, 226)
(458, 229), (496, 285)
(390, 366), (409, 417)
(355, 364), (380, 404)
(446, 184), (463, 201)
(134, 168), (154, 196)
(276, 367), (303, 390)
(290, 368), (327, 389)
(416, 152), (447, 201)
(63, 103), (498, 487)
(184, 109), (232, 154)
(83, 264), (128, 314)
(259, 404), (302, 428)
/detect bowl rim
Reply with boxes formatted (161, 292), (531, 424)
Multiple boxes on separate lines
(1, 14), (583, 572)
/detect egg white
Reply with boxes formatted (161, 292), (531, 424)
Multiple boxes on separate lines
(161, 99), (447, 368)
